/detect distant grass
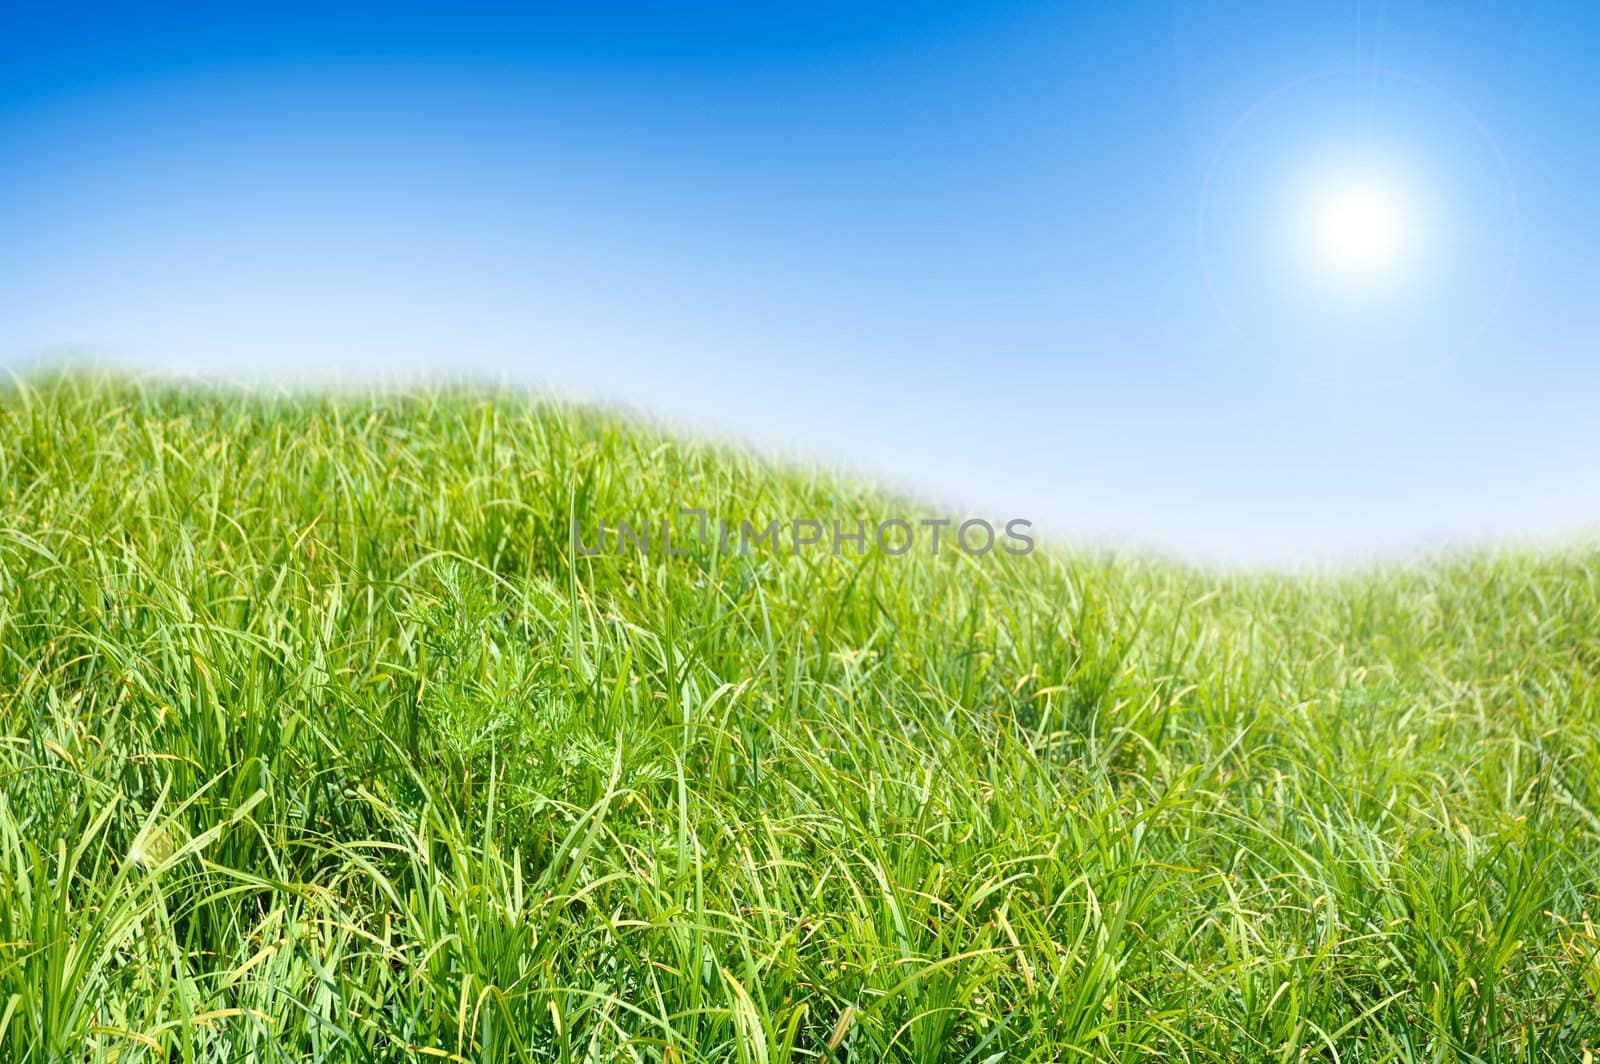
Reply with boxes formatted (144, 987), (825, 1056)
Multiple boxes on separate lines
(0, 371), (1597, 1062)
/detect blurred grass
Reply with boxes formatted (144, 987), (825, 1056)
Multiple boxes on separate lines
(0, 371), (1596, 1061)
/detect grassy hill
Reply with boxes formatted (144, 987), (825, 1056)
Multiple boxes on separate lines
(1, 373), (1596, 1062)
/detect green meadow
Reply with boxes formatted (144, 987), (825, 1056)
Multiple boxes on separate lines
(1, 373), (1596, 1062)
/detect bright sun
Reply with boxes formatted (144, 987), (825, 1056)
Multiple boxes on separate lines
(1301, 169), (1416, 288)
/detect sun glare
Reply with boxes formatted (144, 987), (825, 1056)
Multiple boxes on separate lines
(1300, 168), (1416, 288)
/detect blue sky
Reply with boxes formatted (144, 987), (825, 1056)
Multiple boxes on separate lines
(3, 2), (1598, 563)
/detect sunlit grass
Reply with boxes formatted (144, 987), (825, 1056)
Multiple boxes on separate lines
(1, 371), (1596, 1061)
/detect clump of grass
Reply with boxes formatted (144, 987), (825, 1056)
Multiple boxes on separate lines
(0, 370), (1596, 1061)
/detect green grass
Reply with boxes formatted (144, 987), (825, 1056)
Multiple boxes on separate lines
(1, 372), (1597, 1062)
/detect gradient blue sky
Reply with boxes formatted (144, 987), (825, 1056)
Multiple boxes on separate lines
(3, 2), (1598, 563)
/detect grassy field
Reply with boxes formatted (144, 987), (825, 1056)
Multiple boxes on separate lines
(1, 373), (1597, 1062)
